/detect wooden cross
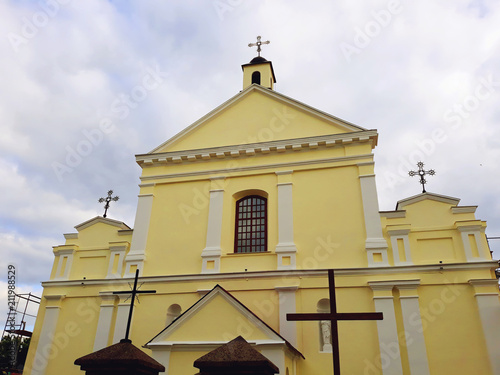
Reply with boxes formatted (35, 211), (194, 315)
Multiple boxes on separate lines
(248, 36), (270, 57)
(112, 269), (156, 342)
(408, 162), (435, 193)
(98, 190), (119, 218)
(287, 269), (383, 374)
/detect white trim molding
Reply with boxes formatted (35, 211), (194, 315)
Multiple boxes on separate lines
(93, 293), (117, 351)
(201, 177), (226, 274)
(124, 193), (154, 276)
(359, 174), (389, 267)
(112, 294), (131, 344)
(396, 280), (431, 375)
(368, 282), (404, 375)
(456, 223), (487, 262)
(275, 171), (298, 270)
(469, 279), (500, 374)
(52, 247), (76, 281)
(387, 228), (413, 266)
(275, 286), (298, 346)
(106, 242), (129, 279)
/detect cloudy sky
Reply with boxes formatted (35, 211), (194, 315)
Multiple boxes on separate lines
(1, 0), (499, 330)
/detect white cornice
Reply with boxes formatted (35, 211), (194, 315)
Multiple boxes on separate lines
(136, 131), (378, 167)
(40, 261), (498, 288)
(451, 206), (478, 214)
(380, 211), (406, 219)
(74, 216), (131, 231)
(139, 154), (374, 182)
(396, 192), (460, 210)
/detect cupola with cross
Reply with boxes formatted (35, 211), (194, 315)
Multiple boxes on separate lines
(242, 36), (276, 90)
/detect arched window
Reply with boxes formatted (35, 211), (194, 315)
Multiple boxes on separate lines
(317, 299), (332, 352)
(166, 304), (182, 326)
(251, 71), (261, 85)
(234, 195), (267, 253)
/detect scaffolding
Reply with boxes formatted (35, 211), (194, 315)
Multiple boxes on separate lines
(3, 292), (40, 339)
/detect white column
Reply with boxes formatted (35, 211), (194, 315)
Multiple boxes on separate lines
(387, 229), (412, 266)
(93, 293), (117, 351)
(201, 177), (225, 273)
(259, 345), (285, 375)
(30, 295), (65, 375)
(275, 171), (297, 270)
(52, 248), (75, 281)
(106, 243), (128, 279)
(469, 279), (500, 374)
(397, 281), (430, 375)
(368, 282), (404, 375)
(458, 225), (487, 262)
(275, 286), (298, 346)
(150, 347), (172, 375)
(125, 193), (154, 276)
(358, 173), (389, 266)
(112, 294), (130, 344)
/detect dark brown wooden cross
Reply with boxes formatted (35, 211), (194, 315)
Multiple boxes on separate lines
(112, 269), (156, 342)
(287, 269), (383, 374)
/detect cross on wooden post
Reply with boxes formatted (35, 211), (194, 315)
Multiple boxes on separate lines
(408, 161), (435, 193)
(248, 36), (270, 57)
(112, 269), (156, 342)
(98, 190), (119, 218)
(287, 269), (383, 374)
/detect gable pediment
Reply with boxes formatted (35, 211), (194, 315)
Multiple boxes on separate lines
(395, 192), (460, 210)
(150, 85), (369, 154)
(145, 285), (302, 358)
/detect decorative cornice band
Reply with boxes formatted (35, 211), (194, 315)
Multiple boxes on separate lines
(139, 154), (374, 182)
(136, 131), (378, 166)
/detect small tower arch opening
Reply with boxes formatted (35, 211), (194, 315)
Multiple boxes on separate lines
(251, 71), (261, 85)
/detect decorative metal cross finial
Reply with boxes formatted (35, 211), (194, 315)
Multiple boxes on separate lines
(98, 190), (119, 218)
(112, 269), (156, 342)
(248, 36), (270, 57)
(409, 162), (435, 193)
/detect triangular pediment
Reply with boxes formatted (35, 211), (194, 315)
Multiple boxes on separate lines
(74, 216), (131, 232)
(396, 192), (460, 210)
(146, 285), (302, 358)
(151, 85), (368, 154)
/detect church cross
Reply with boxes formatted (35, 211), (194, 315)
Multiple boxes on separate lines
(112, 269), (156, 342)
(248, 36), (270, 57)
(98, 190), (119, 218)
(408, 162), (435, 193)
(287, 269), (383, 375)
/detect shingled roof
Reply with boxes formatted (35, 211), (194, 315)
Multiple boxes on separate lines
(194, 336), (279, 374)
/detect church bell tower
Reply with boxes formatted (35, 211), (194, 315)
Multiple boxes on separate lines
(242, 36), (276, 90)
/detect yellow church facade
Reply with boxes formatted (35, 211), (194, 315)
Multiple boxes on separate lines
(24, 56), (500, 375)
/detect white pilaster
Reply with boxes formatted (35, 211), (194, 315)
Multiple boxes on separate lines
(124, 193), (154, 276)
(358, 173), (389, 266)
(30, 295), (65, 375)
(387, 229), (413, 266)
(106, 243), (128, 279)
(275, 286), (298, 346)
(368, 282), (404, 375)
(275, 171), (297, 270)
(397, 281), (430, 375)
(458, 225), (487, 262)
(112, 294), (131, 344)
(52, 248), (75, 281)
(93, 293), (117, 351)
(260, 345), (285, 374)
(150, 347), (171, 375)
(201, 177), (225, 273)
(469, 279), (500, 374)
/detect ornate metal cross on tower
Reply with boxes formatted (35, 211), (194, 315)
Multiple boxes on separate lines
(98, 190), (119, 218)
(248, 35), (270, 57)
(287, 269), (383, 374)
(408, 162), (435, 193)
(112, 269), (156, 342)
